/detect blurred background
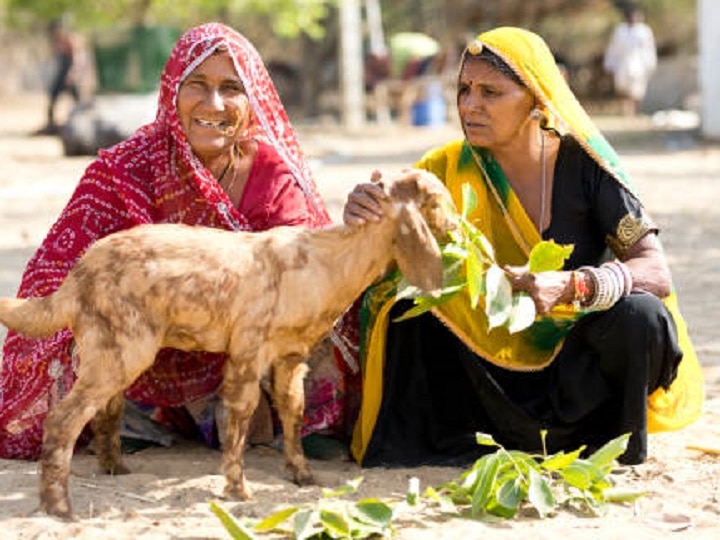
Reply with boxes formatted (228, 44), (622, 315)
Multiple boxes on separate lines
(0, 0), (709, 153)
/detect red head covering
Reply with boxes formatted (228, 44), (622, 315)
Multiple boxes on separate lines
(107, 21), (330, 231)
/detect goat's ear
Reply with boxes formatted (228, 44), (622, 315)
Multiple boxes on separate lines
(394, 205), (443, 297)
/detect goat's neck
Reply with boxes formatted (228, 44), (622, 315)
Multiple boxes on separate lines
(313, 219), (397, 310)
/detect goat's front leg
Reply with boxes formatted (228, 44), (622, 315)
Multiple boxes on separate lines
(91, 391), (131, 476)
(273, 356), (314, 486)
(221, 359), (261, 500)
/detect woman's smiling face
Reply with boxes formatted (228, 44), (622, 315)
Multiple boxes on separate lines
(177, 50), (250, 164)
(457, 55), (535, 150)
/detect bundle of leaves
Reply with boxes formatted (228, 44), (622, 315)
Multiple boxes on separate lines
(424, 431), (644, 519)
(396, 183), (573, 333)
(210, 477), (394, 540)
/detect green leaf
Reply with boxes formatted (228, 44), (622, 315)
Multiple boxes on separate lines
(507, 292), (536, 333)
(475, 232), (496, 262)
(320, 508), (351, 537)
(293, 509), (321, 540)
(527, 468), (555, 518)
(462, 182), (478, 218)
(321, 476), (363, 499)
(425, 486), (460, 514)
(540, 448), (584, 472)
(485, 264), (513, 329)
(493, 477), (524, 518)
(470, 454), (501, 516)
(587, 433), (631, 471)
(506, 451), (541, 480)
(560, 462), (596, 490)
(353, 499), (393, 528)
(253, 506), (299, 532)
(528, 240), (574, 273)
(467, 244), (486, 309)
(442, 243), (469, 260)
(209, 501), (259, 540)
(475, 432), (499, 447)
(604, 488), (646, 503)
(393, 295), (444, 321)
(459, 216), (495, 262)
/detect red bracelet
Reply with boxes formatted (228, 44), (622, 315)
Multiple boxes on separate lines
(573, 270), (591, 305)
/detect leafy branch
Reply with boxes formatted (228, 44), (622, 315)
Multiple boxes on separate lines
(425, 432), (644, 520)
(210, 477), (394, 540)
(396, 183), (574, 333)
(212, 433), (643, 538)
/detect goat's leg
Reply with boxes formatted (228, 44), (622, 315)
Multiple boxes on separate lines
(221, 359), (261, 500)
(273, 357), (314, 486)
(41, 333), (156, 518)
(91, 391), (130, 475)
(40, 380), (113, 519)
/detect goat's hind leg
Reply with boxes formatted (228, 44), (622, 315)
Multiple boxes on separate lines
(221, 358), (261, 500)
(273, 356), (314, 486)
(41, 379), (115, 519)
(91, 391), (130, 475)
(41, 334), (154, 518)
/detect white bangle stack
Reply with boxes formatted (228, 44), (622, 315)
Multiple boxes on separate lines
(578, 261), (633, 311)
(603, 260), (633, 296)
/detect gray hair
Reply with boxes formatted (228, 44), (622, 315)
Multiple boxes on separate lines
(463, 45), (525, 88)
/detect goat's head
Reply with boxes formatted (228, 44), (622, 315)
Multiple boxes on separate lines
(383, 169), (459, 297)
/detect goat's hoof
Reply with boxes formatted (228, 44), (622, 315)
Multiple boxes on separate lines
(223, 484), (252, 501)
(40, 490), (74, 520)
(106, 462), (131, 475)
(293, 470), (316, 487)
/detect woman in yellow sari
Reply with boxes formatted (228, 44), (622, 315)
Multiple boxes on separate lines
(344, 27), (703, 466)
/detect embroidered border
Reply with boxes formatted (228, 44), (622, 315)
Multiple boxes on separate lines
(606, 211), (656, 254)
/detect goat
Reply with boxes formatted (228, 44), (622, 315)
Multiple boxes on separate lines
(0, 169), (458, 519)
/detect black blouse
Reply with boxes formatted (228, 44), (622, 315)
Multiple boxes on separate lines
(544, 136), (656, 269)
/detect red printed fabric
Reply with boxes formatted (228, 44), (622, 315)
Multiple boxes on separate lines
(0, 23), (359, 459)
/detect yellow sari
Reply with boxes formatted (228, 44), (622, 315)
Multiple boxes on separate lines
(351, 27), (704, 463)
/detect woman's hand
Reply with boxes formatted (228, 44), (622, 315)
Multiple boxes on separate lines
(343, 170), (389, 226)
(504, 266), (574, 315)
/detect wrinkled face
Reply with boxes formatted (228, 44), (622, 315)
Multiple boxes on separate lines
(457, 56), (534, 149)
(176, 50), (250, 164)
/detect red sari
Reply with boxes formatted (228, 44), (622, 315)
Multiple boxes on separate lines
(0, 23), (359, 459)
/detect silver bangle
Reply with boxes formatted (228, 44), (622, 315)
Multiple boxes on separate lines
(580, 265), (623, 311)
(601, 261), (632, 297)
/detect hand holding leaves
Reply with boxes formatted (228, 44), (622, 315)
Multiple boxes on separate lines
(397, 183), (573, 333)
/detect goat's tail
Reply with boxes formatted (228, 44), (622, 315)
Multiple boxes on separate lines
(0, 294), (72, 338)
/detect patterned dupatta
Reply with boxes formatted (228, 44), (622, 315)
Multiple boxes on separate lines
(0, 23), (354, 459)
(352, 27), (703, 461)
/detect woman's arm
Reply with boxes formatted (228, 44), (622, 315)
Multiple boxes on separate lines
(508, 232), (672, 315)
(619, 231), (672, 298)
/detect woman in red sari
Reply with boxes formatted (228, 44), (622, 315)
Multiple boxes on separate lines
(0, 23), (359, 459)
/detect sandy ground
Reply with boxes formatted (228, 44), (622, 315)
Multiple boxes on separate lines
(0, 95), (719, 539)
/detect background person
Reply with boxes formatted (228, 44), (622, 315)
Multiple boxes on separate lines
(36, 18), (83, 135)
(1, 22), (358, 460)
(603, 4), (657, 116)
(344, 27), (703, 467)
